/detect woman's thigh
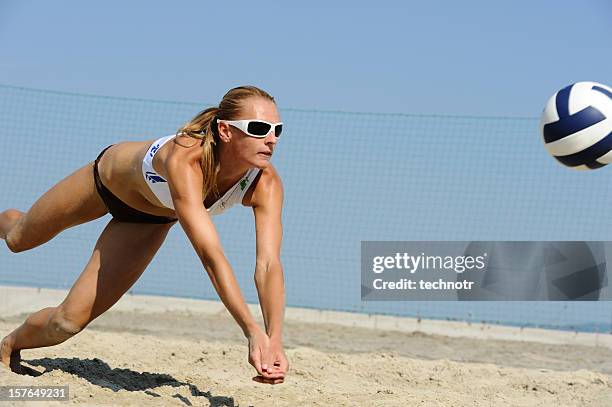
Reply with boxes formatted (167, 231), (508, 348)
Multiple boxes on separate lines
(8, 161), (108, 250)
(58, 219), (174, 327)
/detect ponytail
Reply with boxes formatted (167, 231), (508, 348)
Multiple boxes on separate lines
(175, 107), (220, 199)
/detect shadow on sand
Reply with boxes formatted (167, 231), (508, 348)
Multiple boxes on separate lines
(20, 357), (237, 407)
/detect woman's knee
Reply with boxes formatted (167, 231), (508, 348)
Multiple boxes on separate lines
(6, 228), (34, 253)
(46, 308), (87, 343)
(5, 230), (27, 253)
(5, 212), (61, 253)
(2, 210), (24, 252)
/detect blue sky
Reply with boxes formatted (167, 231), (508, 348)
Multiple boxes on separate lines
(1, 0), (611, 117)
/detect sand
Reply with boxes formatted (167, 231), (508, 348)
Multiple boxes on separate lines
(1, 287), (612, 406)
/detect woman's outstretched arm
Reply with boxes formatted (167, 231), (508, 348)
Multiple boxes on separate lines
(250, 166), (288, 381)
(165, 157), (283, 382)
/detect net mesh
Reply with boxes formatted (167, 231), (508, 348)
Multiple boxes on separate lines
(1, 84), (612, 332)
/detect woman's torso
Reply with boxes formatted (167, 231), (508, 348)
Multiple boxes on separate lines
(96, 136), (259, 218)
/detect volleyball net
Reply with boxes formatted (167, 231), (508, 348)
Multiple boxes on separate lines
(1, 84), (612, 332)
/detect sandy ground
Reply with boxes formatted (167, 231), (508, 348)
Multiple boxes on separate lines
(1, 289), (612, 406)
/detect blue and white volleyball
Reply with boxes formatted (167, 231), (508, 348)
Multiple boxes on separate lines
(541, 81), (612, 170)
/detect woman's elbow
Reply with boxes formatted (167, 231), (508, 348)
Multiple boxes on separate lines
(256, 257), (282, 270)
(254, 258), (283, 280)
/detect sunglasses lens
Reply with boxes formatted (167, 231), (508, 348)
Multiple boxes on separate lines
(247, 121), (272, 136)
(274, 124), (283, 137)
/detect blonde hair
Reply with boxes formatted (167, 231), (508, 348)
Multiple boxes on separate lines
(176, 86), (276, 200)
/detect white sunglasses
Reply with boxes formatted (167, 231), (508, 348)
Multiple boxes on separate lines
(218, 119), (283, 138)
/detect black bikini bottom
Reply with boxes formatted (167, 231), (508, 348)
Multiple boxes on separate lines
(93, 145), (178, 224)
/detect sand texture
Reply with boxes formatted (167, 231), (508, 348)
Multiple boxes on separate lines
(1, 290), (612, 406)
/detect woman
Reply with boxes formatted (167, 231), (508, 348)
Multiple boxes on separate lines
(0, 86), (288, 385)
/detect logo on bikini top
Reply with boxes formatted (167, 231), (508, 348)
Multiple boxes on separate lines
(240, 176), (249, 191)
(149, 143), (160, 158)
(145, 171), (167, 184)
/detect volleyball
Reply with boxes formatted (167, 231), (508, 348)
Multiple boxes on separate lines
(541, 81), (612, 170)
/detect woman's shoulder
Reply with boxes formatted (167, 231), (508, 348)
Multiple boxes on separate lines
(159, 135), (204, 176)
(165, 134), (203, 160)
(243, 164), (283, 208)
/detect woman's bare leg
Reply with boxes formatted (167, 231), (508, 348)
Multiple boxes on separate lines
(1, 219), (174, 372)
(1, 161), (108, 252)
(0, 209), (23, 240)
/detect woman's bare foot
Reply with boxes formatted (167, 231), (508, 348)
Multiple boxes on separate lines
(0, 335), (25, 374)
(0, 209), (23, 240)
